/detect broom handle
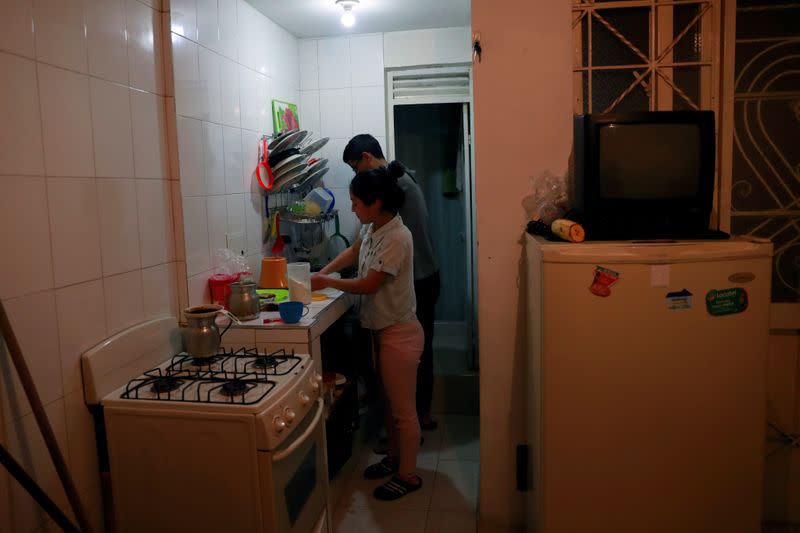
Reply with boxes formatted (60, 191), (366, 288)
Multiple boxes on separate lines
(0, 299), (93, 533)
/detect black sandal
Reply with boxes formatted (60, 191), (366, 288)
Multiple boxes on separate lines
(373, 475), (422, 501)
(363, 456), (398, 479)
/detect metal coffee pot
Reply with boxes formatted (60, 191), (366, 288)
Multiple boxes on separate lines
(182, 304), (239, 359)
(228, 281), (260, 321)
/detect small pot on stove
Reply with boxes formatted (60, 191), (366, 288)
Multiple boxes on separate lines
(182, 305), (239, 359)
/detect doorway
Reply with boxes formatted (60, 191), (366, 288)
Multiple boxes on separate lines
(386, 65), (478, 381)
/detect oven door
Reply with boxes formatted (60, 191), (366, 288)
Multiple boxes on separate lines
(260, 399), (329, 533)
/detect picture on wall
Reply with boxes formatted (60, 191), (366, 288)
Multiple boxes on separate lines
(272, 100), (299, 135)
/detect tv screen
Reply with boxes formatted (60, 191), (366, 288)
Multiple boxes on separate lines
(597, 123), (702, 200)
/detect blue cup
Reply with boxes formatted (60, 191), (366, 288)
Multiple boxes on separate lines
(278, 301), (309, 324)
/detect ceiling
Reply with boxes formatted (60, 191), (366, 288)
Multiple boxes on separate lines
(245, 0), (471, 39)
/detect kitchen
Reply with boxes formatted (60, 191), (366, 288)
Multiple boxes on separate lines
(2, 1), (799, 533)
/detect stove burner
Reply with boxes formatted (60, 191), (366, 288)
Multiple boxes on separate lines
(252, 357), (278, 370)
(220, 380), (250, 397)
(150, 377), (183, 394)
(191, 355), (223, 367)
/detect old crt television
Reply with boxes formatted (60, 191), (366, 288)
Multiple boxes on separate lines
(573, 111), (721, 240)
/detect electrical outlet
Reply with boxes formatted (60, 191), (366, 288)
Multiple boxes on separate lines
(226, 232), (246, 256)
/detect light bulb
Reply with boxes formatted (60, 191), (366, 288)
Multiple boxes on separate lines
(340, 10), (355, 27)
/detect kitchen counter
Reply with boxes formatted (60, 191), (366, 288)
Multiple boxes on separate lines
(220, 290), (353, 369)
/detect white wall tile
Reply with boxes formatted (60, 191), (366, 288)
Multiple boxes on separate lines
(137, 179), (174, 267)
(198, 46), (222, 124)
(142, 262), (178, 319)
(32, 0), (87, 73)
(203, 121), (225, 195)
(300, 90), (321, 137)
(47, 178), (102, 287)
(244, 192), (263, 256)
(318, 37), (350, 89)
(170, 180), (187, 262)
(226, 193), (245, 238)
(55, 280), (107, 394)
(98, 178), (141, 276)
(206, 195), (227, 255)
(240, 129), (260, 192)
(137, 0), (161, 9)
(183, 195), (211, 275)
(131, 90), (168, 179)
(172, 33), (202, 118)
(273, 26), (299, 90)
(260, 75), (272, 135)
(329, 187), (359, 243)
(0, 54), (44, 176)
(383, 27), (472, 69)
(127, 0), (163, 94)
(319, 88), (352, 140)
(222, 126), (244, 193)
(187, 270), (211, 306)
(170, 0), (197, 41)
(197, 0), (219, 51)
(352, 85), (386, 137)
(2, 398), (69, 532)
(238, 65), (261, 132)
(320, 137), (352, 189)
(86, 0), (128, 84)
(0, 0), (35, 58)
(90, 78), (134, 178)
(350, 34), (384, 87)
(220, 57), (241, 127)
(0, 177), (52, 299)
(38, 64), (94, 177)
(103, 270), (144, 335)
(236, 0), (266, 75)
(218, 0), (237, 61)
(1, 292), (63, 420)
(176, 116), (205, 196)
(299, 40), (318, 91)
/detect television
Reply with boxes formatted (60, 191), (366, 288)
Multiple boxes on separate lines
(572, 111), (721, 240)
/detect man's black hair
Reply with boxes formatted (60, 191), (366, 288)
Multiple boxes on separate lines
(342, 134), (385, 163)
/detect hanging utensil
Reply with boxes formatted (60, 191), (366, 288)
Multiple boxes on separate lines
(271, 212), (285, 254)
(255, 136), (274, 191)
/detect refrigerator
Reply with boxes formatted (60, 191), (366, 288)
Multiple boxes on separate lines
(525, 234), (773, 533)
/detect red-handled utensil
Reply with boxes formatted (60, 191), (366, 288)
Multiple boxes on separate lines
(256, 137), (274, 190)
(271, 212), (285, 254)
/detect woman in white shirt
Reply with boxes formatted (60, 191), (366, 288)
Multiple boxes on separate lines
(311, 161), (424, 500)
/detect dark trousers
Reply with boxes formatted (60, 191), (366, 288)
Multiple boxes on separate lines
(414, 271), (440, 418)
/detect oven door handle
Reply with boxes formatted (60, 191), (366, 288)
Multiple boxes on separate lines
(273, 399), (324, 462)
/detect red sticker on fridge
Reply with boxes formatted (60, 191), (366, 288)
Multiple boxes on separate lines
(589, 266), (620, 297)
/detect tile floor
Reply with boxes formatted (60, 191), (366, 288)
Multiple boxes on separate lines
(331, 415), (479, 533)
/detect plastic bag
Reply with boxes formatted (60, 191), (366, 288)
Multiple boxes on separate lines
(213, 249), (252, 282)
(522, 169), (568, 224)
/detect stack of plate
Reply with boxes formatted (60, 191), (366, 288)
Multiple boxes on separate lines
(270, 130), (331, 193)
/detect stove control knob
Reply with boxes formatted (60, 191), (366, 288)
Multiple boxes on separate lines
(283, 407), (296, 424)
(314, 373), (323, 384)
(298, 391), (310, 406)
(273, 416), (286, 434)
(310, 377), (320, 392)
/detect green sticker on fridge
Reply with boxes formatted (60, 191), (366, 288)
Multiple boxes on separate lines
(705, 288), (748, 316)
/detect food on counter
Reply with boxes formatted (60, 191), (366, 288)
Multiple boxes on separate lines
(551, 219), (585, 243)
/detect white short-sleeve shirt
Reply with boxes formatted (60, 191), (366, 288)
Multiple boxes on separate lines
(357, 215), (417, 330)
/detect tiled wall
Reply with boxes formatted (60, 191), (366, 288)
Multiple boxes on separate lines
(0, 0), (177, 531)
(299, 34), (386, 243)
(169, 0), (300, 307)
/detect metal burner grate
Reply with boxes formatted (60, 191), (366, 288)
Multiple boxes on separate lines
(119, 347), (303, 405)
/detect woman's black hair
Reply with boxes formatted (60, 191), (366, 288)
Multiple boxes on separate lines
(349, 161), (406, 215)
(342, 134), (385, 163)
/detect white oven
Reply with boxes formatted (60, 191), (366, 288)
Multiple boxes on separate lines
(81, 317), (331, 533)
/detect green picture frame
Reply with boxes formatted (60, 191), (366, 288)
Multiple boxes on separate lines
(272, 99), (299, 135)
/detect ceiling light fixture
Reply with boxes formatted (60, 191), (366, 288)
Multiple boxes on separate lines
(336, 0), (359, 28)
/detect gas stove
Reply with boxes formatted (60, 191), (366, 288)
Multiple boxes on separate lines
(118, 347), (304, 405)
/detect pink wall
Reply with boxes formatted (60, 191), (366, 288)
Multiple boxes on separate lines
(472, 1), (572, 529)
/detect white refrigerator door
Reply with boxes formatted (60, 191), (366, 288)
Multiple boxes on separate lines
(539, 253), (771, 533)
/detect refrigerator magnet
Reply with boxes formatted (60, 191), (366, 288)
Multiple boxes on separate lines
(589, 266), (619, 297)
(665, 289), (693, 311)
(705, 288), (749, 316)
